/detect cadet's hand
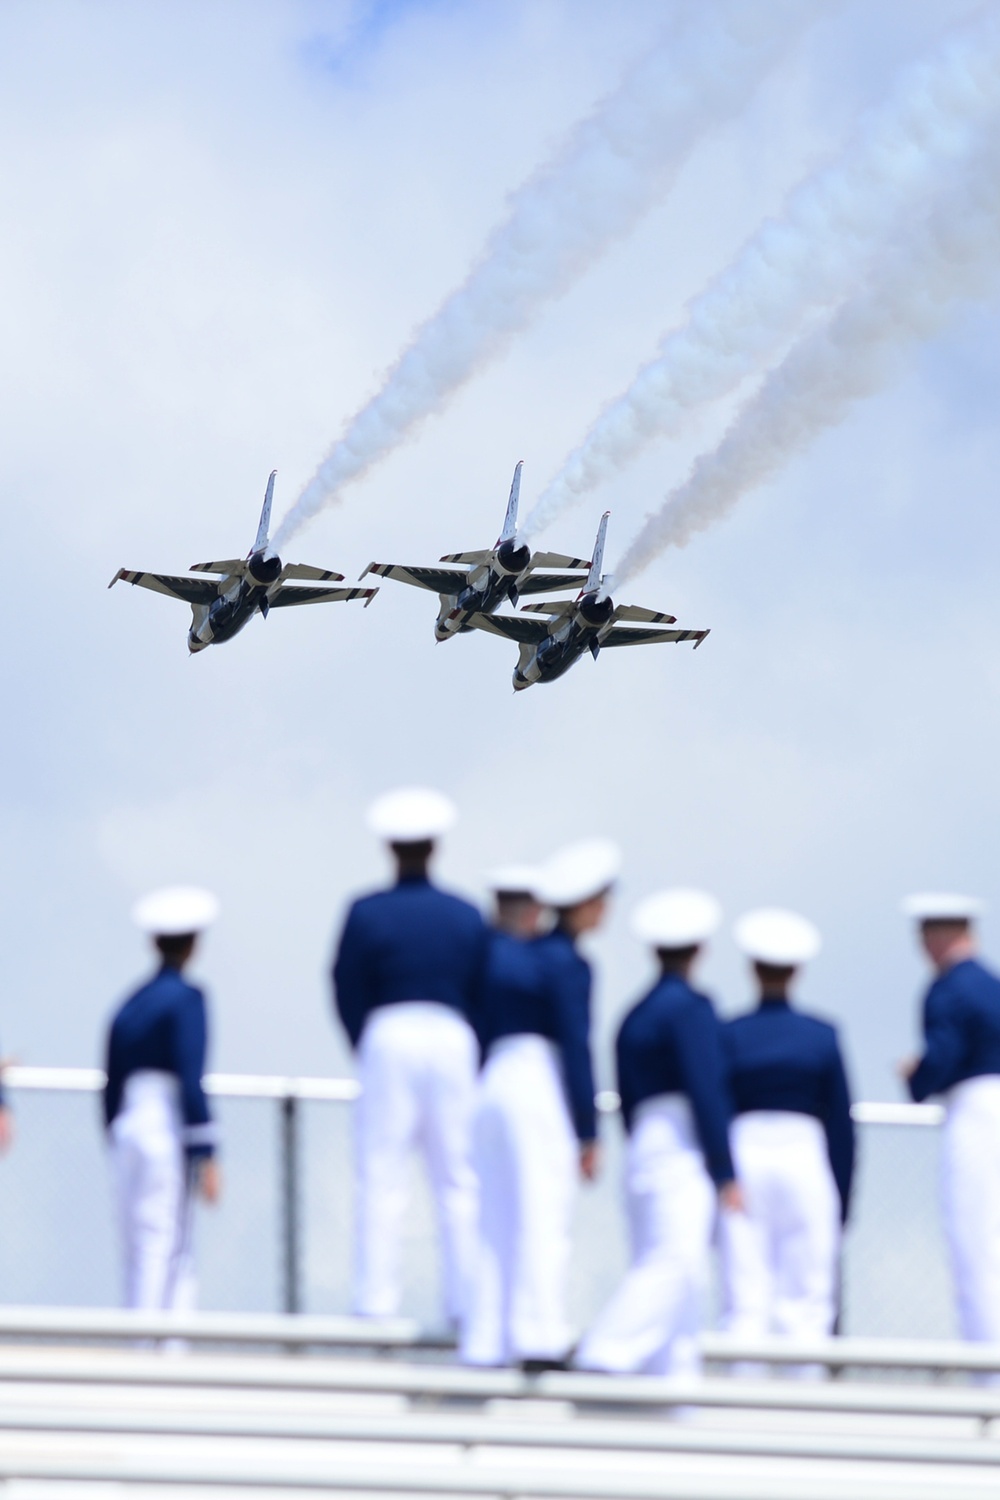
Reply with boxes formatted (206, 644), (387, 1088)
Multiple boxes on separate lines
(579, 1142), (601, 1182)
(0, 1108), (13, 1156)
(197, 1158), (222, 1205)
(897, 1056), (920, 1083)
(718, 1180), (746, 1214)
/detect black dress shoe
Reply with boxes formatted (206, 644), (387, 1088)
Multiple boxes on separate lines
(520, 1356), (568, 1374)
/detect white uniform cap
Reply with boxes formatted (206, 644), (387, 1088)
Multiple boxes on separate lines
(735, 907), (821, 966)
(533, 838), (621, 908)
(366, 786), (456, 842)
(131, 886), (220, 936)
(900, 892), (985, 922)
(486, 864), (539, 896)
(631, 888), (721, 948)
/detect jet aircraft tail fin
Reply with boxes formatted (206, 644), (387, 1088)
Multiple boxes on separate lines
(254, 470), (276, 554)
(498, 461), (523, 545)
(585, 511), (610, 595)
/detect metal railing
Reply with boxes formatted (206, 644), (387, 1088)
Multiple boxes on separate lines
(0, 1068), (953, 1332)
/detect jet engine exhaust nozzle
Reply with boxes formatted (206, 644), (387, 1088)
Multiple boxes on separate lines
(248, 550), (282, 585)
(496, 539), (530, 576)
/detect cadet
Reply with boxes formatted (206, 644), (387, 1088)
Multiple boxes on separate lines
(576, 890), (739, 1378)
(462, 842), (619, 1370)
(900, 893), (1000, 1346)
(719, 909), (854, 1355)
(332, 787), (489, 1325)
(104, 886), (221, 1312)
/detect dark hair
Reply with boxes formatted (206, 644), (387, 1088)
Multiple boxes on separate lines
(155, 933), (196, 964)
(656, 944), (699, 972)
(754, 960), (796, 985)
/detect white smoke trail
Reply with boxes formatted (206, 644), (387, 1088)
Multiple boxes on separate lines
(269, 0), (819, 554)
(524, 4), (1000, 539)
(612, 133), (1000, 586)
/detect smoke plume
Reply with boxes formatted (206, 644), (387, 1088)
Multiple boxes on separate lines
(525, 6), (1000, 538)
(270, 0), (818, 553)
(613, 133), (1000, 587)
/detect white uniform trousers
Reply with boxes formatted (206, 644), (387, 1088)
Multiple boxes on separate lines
(942, 1076), (1000, 1346)
(461, 1035), (578, 1365)
(110, 1070), (197, 1312)
(354, 1001), (479, 1323)
(576, 1095), (715, 1377)
(719, 1111), (839, 1368)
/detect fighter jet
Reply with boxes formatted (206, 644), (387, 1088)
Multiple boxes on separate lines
(359, 462), (590, 641)
(466, 511), (709, 690)
(109, 471), (377, 653)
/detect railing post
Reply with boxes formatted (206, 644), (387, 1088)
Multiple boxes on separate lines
(280, 1092), (301, 1315)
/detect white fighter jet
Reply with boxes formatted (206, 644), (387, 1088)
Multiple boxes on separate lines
(465, 511), (709, 690)
(109, 471), (377, 653)
(359, 462), (591, 641)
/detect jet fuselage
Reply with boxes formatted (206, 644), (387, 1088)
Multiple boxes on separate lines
(188, 550), (282, 653)
(513, 592), (615, 690)
(434, 538), (531, 641)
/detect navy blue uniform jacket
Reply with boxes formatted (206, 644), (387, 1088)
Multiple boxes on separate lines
(723, 999), (854, 1221)
(616, 973), (735, 1187)
(479, 927), (598, 1143)
(332, 876), (489, 1049)
(909, 958), (1000, 1101)
(104, 965), (216, 1160)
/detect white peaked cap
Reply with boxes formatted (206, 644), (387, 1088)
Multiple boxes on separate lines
(534, 838), (622, 908)
(901, 892), (986, 921)
(486, 864), (539, 896)
(631, 888), (721, 948)
(735, 908), (821, 966)
(131, 886), (220, 936)
(367, 786), (457, 842)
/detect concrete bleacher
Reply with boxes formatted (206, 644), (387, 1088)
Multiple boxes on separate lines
(0, 1312), (996, 1497)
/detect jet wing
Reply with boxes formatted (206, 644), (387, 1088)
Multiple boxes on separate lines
(518, 572), (589, 596)
(361, 563), (467, 594)
(109, 569), (219, 605)
(601, 626), (710, 648)
(281, 563), (346, 582)
(613, 604), (678, 625)
(267, 585), (377, 608)
(466, 612), (551, 644)
(189, 559), (245, 575)
(529, 551), (591, 571)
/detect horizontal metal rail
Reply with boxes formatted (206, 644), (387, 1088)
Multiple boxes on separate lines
(0, 1306), (448, 1348)
(3, 1309), (999, 1374)
(0, 1436), (992, 1500)
(4, 1346), (1000, 1420)
(0, 1400), (997, 1468)
(2, 1067), (945, 1123)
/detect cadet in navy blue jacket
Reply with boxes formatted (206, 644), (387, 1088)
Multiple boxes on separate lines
(0, 1037), (12, 1157)
(463, 849), (616, 1369)
(719, 908), (850, 1352)
(105, 886), (221, 1312)
(901, 894), (1000, 1345)
(578, 889), (740, 1378)
(332, 787), (488, 1326)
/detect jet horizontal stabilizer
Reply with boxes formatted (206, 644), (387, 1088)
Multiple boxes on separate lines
(281, 563), (346, 583)
(440, 550), (492, 566)
(528, 551), (590, 571)
(189, 559), (245, 575)
(519, 600), (575, 615)
(613, 603), (678, 626)
(518, 572), (591, 596)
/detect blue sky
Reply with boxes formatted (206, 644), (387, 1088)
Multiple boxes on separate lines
(0, 0), (998, 1106)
